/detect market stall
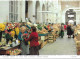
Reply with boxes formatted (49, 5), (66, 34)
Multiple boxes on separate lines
(0, 43), (20, 55)
(74, 25), (80, 55)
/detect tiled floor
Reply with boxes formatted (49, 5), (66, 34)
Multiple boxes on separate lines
(39, 32), (77, 55)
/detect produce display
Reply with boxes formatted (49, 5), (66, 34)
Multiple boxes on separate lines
(74, 24), (80, 55)
(37, 27), (48, 34)
(7, 49), (21, 55)
(0, 38), (6, 47)
(0, 22), (61, 55)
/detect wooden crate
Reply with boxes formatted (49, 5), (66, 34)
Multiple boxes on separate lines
(74, 37), (77, 42)
(45, 36), (48, 39)
(41, 42), (45, 48)
(76, 41), (80, 45)
(76, 34), (80, 41)
(54, 38), (56, 41)
(41, 40), (48, 48)
(76, 45), (80, 48)
(53, 35), (56, 41)
(38, 40), (43, 45)
(41, 36), (45, 40)
(44, 40), (47, 46)
(48, 40), (54, 43)
(77, 48), (80, 51)
(77, 50), (80, 55)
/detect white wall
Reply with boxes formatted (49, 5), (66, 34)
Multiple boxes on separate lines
(18, 1), (21, 22)
(17, 1), (25, 22)
(0, 1), (9, 23)
(22, 1), (25, 22)
(28, 1), (37, 23)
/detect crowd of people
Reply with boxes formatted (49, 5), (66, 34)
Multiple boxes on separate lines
(59, 24), (75, 38)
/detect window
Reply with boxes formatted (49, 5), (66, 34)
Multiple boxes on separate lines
(9, 1), (18, 22)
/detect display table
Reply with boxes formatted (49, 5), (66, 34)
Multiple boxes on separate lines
(38, 33), (48, 36)
(38, 33), (48, 49)
(0, 44), (20, 55)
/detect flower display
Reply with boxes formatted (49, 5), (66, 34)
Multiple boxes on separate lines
(10, 31), (15, 37)
(22, 33), (28, 40)
(0, 23), (5, 31)
(15, 27), (19, 35)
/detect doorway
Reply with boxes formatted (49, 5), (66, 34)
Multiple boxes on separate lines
(65, 9), (76, 25)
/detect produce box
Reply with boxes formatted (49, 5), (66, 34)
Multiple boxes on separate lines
(38, 40), (43, 45)
(48, 40), (54, 43)
(74, 37), (77, 42)
(77, 50), (80, 55)
(53, 35), (56, 41)
(7, 49), (21, 55)
(41, 36), (45, 40)
(45, 36), (48, 39)
(76, 45), (80, 48)
(76, 41), (80, 45)
(77, 47), (80, 51)
(76, 34), (80, 41)
(43, 40), (47, 46)
(41, 42), (44, 48)
(37, 31), (48, 34)
(41, 40), (47, 48)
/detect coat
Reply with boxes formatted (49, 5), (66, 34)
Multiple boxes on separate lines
(25, 32), (39, 47)
(67, 26), (73, 35)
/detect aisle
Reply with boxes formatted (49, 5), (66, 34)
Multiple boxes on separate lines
(39, 32), (77, 55)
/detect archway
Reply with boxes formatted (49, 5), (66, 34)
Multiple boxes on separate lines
(35, 1), (40, 23)
(65, 9), (76, 25)
(42, 4), (45, 24)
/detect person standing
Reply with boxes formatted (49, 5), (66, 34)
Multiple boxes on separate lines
(67, 24), (73, 38)
(25, 26), (39, 55)
(60, 24), (64, 38)
(64, 24), (67, 30)
(18, 26), (29, 55)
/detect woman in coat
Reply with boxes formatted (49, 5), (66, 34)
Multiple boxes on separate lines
(25, 26), (39, 55)
(67, 25), (73, 38)
(18, 26), (29, 55)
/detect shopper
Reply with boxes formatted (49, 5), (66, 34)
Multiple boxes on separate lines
(60, 24), (64, 38)
(25, 26), (39, 55)
(67, 24), (73, 38)
(50, 24), (53, 30)
(18, 26), (29, 55)
(64, 24), (67, 30)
